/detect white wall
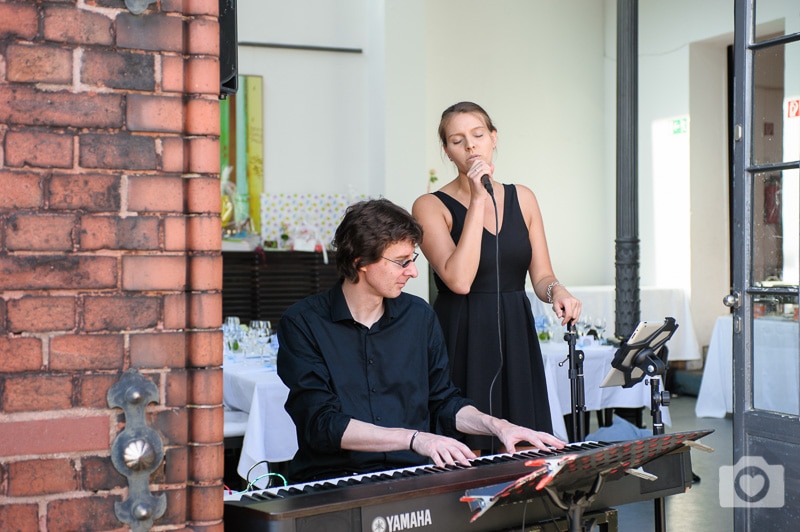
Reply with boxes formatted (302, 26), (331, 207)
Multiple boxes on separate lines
(234, 0), (800, 347)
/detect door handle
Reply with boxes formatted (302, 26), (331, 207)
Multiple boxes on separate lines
(723, 291), (741, 309)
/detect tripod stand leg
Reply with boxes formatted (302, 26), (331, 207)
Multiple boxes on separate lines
(655, 497), (666, 532)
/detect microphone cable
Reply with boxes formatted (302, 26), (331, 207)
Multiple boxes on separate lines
(482, 176), (502, 455)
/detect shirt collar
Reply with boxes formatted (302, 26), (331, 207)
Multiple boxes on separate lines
(329, 280), (401, 324)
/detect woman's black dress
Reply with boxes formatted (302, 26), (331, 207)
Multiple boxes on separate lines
(431, 184), (552, 451)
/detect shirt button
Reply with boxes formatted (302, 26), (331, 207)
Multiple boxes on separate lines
(376, 416), (382, 421)
(369, 359), (374, 364)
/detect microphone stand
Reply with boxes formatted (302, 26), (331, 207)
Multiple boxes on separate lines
(564, 322), (586, 442)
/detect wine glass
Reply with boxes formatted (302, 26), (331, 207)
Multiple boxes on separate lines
(577, 315), (591, 337)
(593, 316), (607, 343)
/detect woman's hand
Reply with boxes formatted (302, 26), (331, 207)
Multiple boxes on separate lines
(551, 286), (582, 326)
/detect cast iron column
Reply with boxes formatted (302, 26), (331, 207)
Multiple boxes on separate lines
(615, 0), (640, 340)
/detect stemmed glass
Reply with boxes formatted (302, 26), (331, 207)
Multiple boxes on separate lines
(250, 320), (269, 362)
(593, 316), (607, 343)
(577, 315), (591, 337)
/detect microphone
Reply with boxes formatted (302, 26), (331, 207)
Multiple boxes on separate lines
(481, 174), (494, 197)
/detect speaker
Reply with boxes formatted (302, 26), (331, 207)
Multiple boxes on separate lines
(219, 0), (238, 96)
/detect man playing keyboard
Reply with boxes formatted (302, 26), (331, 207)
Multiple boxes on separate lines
(277, 198), (565, 482)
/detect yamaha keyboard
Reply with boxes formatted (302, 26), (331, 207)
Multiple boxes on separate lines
(224, 430), (712, 532)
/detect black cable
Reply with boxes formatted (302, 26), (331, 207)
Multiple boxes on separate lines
(486, 187), (502, 455)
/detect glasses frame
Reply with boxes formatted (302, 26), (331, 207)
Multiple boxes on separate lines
(381, 252), (419, 269)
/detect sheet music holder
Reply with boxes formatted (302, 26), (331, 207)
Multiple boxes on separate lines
(461, 429), (714, 532)
(600, 317), (679, 389)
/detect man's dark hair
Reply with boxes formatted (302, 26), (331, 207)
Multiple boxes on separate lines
(333, 198), (423, 283)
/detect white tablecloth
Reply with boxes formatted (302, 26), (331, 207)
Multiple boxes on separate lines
(695, 315), (799, 418)
(540, 340), (670, 441)
(223, 360), (297, 482)
(224, 341), (670, 481)
(528, 285), (702, 361)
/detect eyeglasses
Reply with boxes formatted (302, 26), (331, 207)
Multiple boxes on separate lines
(381, 252), (419, 269)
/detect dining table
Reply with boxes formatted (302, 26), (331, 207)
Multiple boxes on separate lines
(527, 285), (702, 362)
(695, 314), (799, 418)
(539, 339), (670, 441)
(223, 333), (671, 488)
(223, 357), (297, 486)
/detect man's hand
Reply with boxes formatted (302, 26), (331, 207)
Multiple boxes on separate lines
(410, 432), (477, 468)
(493, 420), (566, 454)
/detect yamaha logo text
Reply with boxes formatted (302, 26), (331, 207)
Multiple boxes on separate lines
(371, 509), (433, 531)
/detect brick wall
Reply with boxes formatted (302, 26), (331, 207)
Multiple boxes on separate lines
(0, 1), (223, 530)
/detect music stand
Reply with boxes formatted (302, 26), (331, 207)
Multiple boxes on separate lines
(461, 429), (714, 532)
(600, 317), (678, 532)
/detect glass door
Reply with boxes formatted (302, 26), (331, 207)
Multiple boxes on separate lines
(729, 1), (800, 529)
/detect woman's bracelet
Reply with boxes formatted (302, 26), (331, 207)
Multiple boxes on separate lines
(409, 430), (420, 452)
(546, 281), (562, 304)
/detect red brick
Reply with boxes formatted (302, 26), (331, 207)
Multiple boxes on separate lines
(2, 375), (73, 413)
(185, 216), (221, 251)
(76, 373), (120, 408)
(188, 367), (222, 406)
(128, 175), (184, 212)
(79, 133), (157, 170)
(161, 136), (187, 173)
(130, 332), (187, 368)
(4, 129), (74, 169)
(162, 55), (185, 93)
(80, 455), (126, 491)
(81, 48), (155, 90)
(178, 0), (218, 16)
(184, 58), (219, 94)
(116, 12), (184, 52)
(0, 171), (42, 211)
(188, 256), (222, 291)
(5, 213), (76, 251)
(0, 4), (39, 40)
(164, 446), (188, 484)
(7, 459), (78, 496)
(0, 418), (110, 456)
(0, 86), (124, 129)
(160, 487), (188, 526)
(49, 173), (121, 212)
(187, 330), (222, 368)
(186, 176), (221, 214)
(164, 217), (187, 250)
(0, 504), (39, 532)
(0, 337), (43, 372)
(163, 294), (187, 329)
(188, 405), (223, 445)
(185, 98), (220, 136)
(122, 255), (187, 291)
(7, 296), (75, 333)
(50, 334), (124, 371)
(187, 20), (219, 57)
(80, 215), (160, 251)
(186, 293), (221, 329)
(83, 295), (160, 331)
(188, 443), (223, 482)
(77, 215), (116, 249)
(187, 483), (224, 522)
(127, 94), (183, 133)
(0, 255), (117, 290)
(153, 407), (189, 445)
(186, 138), (220, 175)
(43, 6), (113, 46)
(6, 44), (73, 84)
(166, 368), (188, 407)
(47, 495), (121, 532)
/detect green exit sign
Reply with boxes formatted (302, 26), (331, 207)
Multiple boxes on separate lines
(672, 118), (688, 134)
